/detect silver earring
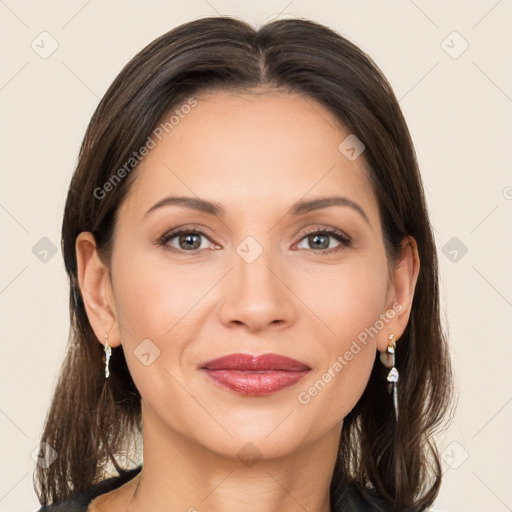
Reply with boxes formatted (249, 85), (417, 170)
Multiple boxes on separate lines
(379, 334), (399, 421)
(104, 334), (112, 379)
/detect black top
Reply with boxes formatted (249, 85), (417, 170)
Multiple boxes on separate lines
(36, 465), (383, 511)
(36, 466), (142, 512)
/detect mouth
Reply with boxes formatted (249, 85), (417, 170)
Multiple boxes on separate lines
(199, 353), (311, 396)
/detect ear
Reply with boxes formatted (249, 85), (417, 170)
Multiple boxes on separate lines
(75, 232), (121, 348)
(377, 236), (420, 352)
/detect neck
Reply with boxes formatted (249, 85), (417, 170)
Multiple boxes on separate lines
(129, 402), (341, 512)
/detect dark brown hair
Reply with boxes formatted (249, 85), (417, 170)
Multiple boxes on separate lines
(34, 16), (453, 511)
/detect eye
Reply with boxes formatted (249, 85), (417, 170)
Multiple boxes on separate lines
(159, 227), (216, 252)
(158, 225), (351, 255)
(294, 227), (351, 254)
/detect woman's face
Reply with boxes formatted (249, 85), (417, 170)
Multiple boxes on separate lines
(98, 90), (407, 459)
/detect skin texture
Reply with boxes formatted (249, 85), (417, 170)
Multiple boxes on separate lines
(78, 90), (420, 512)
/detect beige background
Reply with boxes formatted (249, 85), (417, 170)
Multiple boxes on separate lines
(1, 1), (511, 511)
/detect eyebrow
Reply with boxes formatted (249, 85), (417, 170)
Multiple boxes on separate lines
(144, 195), (370, 226)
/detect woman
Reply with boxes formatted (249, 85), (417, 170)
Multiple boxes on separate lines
(34, 15), (453, 512)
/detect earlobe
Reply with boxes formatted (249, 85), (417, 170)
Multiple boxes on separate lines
(377, 236), (420, 352)
(75, 232), (121, 348)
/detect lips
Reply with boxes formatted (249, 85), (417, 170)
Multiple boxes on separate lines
(200, 353), (310, 372)
(199, 353), (311, 396)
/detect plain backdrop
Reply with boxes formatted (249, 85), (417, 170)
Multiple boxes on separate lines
(1, 1), (511, 511)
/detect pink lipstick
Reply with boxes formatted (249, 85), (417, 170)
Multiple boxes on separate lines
(199, 353), (311, 396)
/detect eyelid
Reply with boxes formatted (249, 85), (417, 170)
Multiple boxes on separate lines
(158, 225), (217, 250)
(292, 226), (351, 253)
(158, 224), (352, 254)
(297, 226), (351, 242)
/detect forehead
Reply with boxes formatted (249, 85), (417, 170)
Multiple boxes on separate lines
(118, 90), (378, 224)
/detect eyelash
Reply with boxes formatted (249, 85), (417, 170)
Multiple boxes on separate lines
(158, 225), (352, 255)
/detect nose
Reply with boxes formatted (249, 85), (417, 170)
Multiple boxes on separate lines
(218, 246), (298, 334)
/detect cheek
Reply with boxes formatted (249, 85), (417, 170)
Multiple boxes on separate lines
(110, 260), (205, 427)
(294, 257), (389, 414)
(112, 252), (210, 338)
(109, 248), (211, 388)
(299, 253), (390, 341)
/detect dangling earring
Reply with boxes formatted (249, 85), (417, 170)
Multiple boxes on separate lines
(104, 334), (112, 379)
(380, 333), (399, 421)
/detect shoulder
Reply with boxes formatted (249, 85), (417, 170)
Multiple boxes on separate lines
(35, 466), (142, 512)
(332, 481), (435, 511)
